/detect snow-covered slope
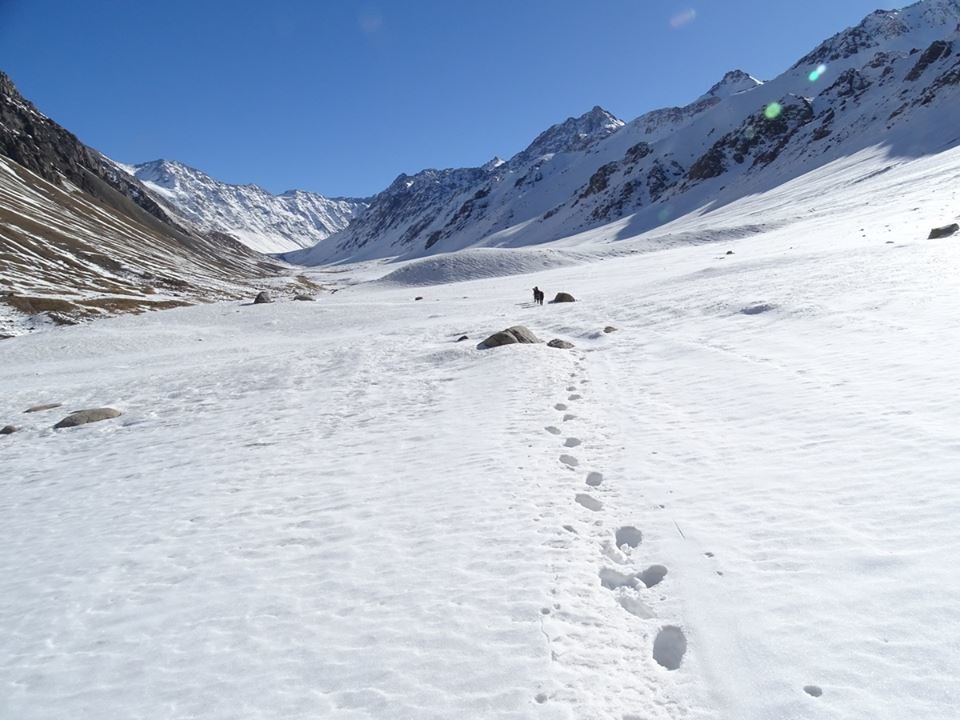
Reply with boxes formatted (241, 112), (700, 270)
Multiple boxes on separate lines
(2, 142), (958, 719)
(289, 0), (960, 266)
(128, 159), (367, 254)
(0, 73), (293, 337)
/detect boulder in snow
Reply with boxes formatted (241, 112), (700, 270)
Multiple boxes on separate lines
(53, 408), (122, 429)
(0, 425), (17, 435)
(603, 326), (618, 334)
(24, 402), (62, 413)
(548, 339), (575, 349)
(551, 292), (576, 303)
(478, 325), (540, 349)
(928, 223), (959, 239)
(294, 294), (316, 301)
(253, 291), (273, 304)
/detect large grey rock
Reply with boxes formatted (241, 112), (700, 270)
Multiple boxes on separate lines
(551, 292), (576, 303)
(24, 402), (62, 413)
(547, 339), (575, 349)
(54, 408), (122, 429)
(928, 223), (959, 239)
(253, 291), (273, 304)
(478, 325), (540, 349)
(0, 425), (17, 435)
(293, 294), (315, 302)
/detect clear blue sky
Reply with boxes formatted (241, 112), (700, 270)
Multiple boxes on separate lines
(1, 0), (899, 198)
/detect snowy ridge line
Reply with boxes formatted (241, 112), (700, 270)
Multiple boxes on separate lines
(284, 0), (960, 266)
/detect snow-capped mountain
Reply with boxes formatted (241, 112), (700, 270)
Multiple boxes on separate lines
(289, 0), (960, 266)
(125, 159), (367, 255)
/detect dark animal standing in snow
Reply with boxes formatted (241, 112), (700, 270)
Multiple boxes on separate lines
(532, 287), (544, 305)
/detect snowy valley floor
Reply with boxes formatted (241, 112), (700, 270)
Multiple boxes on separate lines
(3, 150), (960, 719)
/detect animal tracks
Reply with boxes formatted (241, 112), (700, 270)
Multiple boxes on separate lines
(564, 437), (582, 448)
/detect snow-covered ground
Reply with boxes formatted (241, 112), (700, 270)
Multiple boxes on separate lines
(2, 146), (960, 719)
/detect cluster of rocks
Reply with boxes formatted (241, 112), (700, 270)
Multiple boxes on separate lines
(1, 402), (122, 435)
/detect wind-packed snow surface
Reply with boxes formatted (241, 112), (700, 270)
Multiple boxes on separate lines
(2, 143), (959, 719)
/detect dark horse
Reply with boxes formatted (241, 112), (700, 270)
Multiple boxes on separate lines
(532, 286), (544, 305)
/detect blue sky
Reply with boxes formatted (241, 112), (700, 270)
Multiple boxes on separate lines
(1, 0), (899, 197)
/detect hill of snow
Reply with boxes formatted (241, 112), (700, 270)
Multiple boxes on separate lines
(127, 159), (368, 255)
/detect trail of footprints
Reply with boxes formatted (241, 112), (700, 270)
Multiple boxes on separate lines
(540, 359), (823, 707)
(542, 355), (689, 707)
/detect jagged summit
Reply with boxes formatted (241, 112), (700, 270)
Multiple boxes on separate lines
(125, 158), (367, 254)
(513, 105), (624, 165)
(701, 69), (764, 100)
(794, 0), (960, 69)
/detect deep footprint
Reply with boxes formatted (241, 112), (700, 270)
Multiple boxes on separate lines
(586, 471), (604, 487)
(599, 568), (638, 590)
(545, 426), (562, 435)
(560, 454), (580, 467)
(568, 394), (582, 401)
(804, 686), (823, 698)
(564, 437), (582, 448)
(615, 526), (643, 549)
(640, 565), (668, 588)
(575, 493), (602, 511)
(653, 626), (687, 670)
(554, 403), (568, 411)
(563, 414), (576, 422)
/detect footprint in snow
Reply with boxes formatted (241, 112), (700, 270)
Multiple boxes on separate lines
(653, 626), (687, 671)
(545, 426), (562, 435)
(564, 437), (581, 448)
(567, 385), (577, 392)
(599, 567), (638, 590)
(568, 394), (582, 401)
(615, 525), (643, 549)
(586, 471), (604, 487)
(575, 493), (602, 511)
(563, 414), (576, 422)
(640, 565), (668, 588)
(554, 403), (568, 411)
(804, 686), (823, 698)
(560, 454), (580, 467)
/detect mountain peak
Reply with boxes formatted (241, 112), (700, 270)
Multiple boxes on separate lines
(701, 69), (763, 100)
(794, 0), (960, 69)
(514, 105), (624, 164)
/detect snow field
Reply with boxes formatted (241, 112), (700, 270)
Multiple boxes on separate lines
(2, 146), (960, 718)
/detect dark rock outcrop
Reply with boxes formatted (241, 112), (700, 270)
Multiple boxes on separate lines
(0, 425), (17, 435)
(478, 325), (540, 349)
(551, 292), (576, 303)
(53, 407), (122, 429)
(253, 291), (273, 304)
(928, 223), (959, 239)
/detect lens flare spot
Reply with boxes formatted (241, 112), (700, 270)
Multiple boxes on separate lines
(764, 102), (783, 120)
(808, 64), (828, 82)
(744, 127), (757, 140)
(657, 206), (674, 223)
(669, 9), (697, 29)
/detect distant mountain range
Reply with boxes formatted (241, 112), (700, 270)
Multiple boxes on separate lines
(121, 159), (368, 255)
(2, 0), (959, 334)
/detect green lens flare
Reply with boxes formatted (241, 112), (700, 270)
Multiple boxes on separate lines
(764, 102), (783, 120)
(808, 64), (828, 82)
